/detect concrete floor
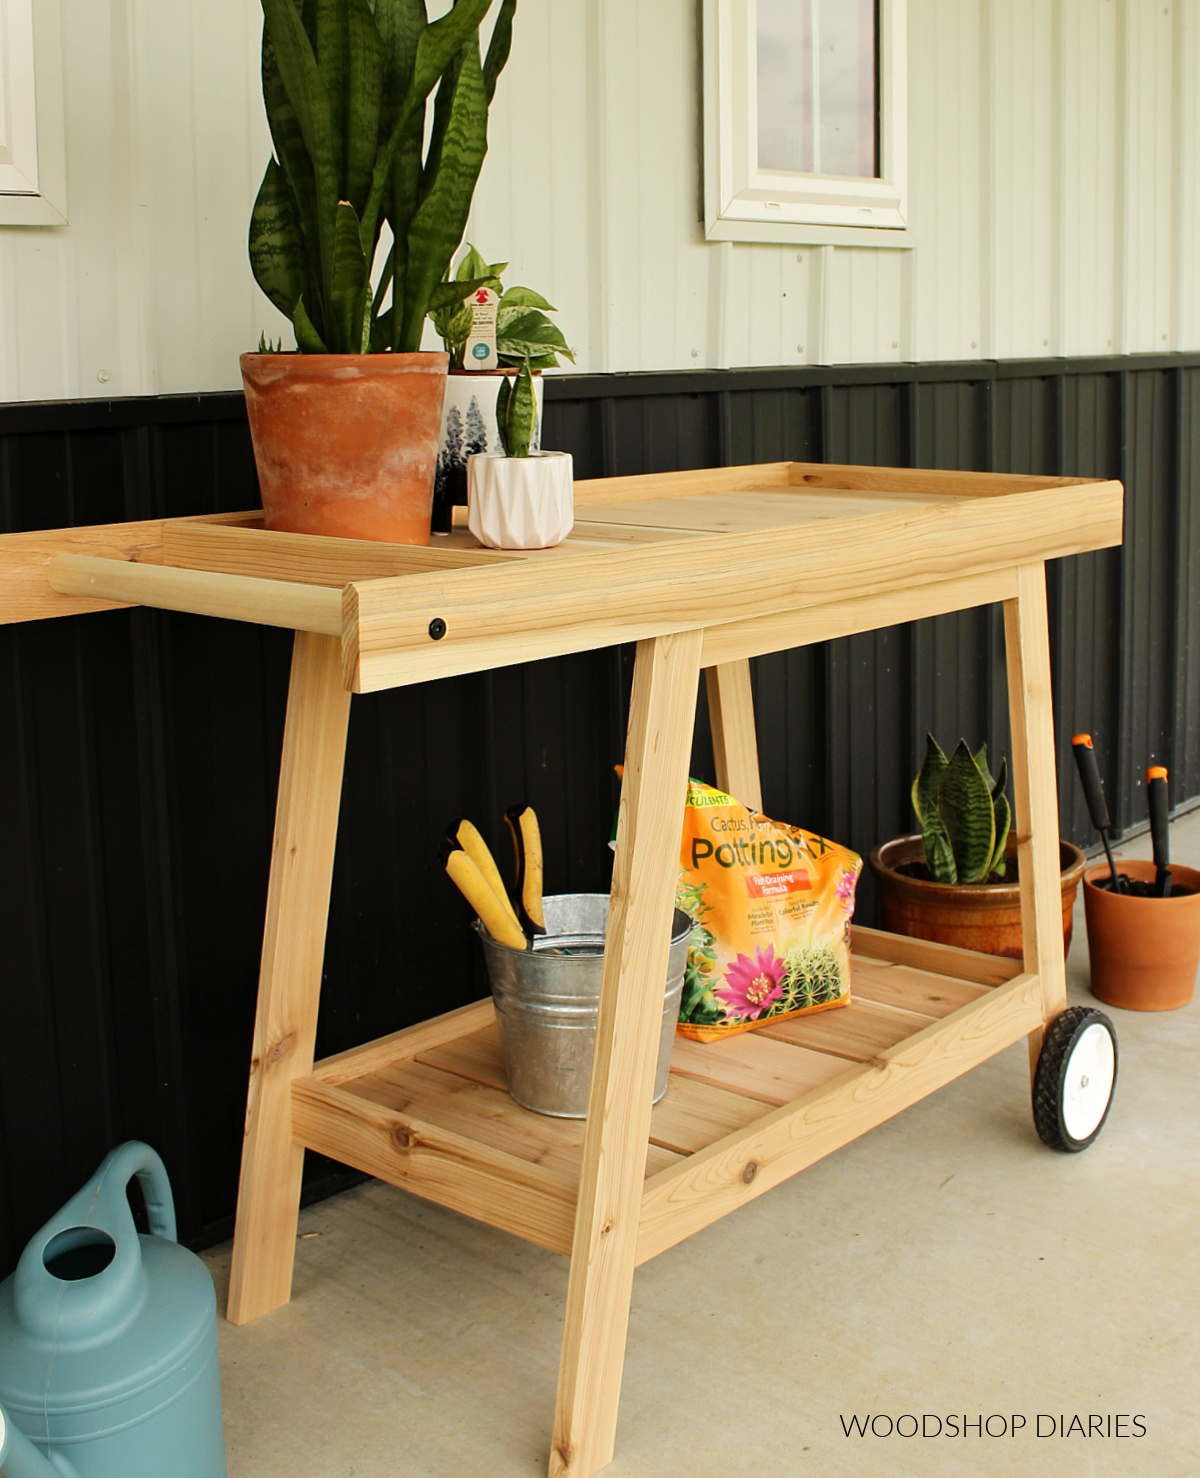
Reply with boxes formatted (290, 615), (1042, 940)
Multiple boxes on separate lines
(207, 812), (1200, 1478)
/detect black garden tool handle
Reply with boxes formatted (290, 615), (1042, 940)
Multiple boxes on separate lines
(1147, 766), (1172, 896)
(1072, 734), (1111, 832)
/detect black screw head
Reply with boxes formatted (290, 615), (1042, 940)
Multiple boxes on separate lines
(428, 617), (447, 641)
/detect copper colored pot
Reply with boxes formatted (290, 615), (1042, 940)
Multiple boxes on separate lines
(241, 351), (448, 544)
(869, 833), (1086, 960)
(1082, 859), (1200, 1011)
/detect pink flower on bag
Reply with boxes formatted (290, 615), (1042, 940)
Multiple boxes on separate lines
(716, 944), (785, 1019)
(835, 868), (858, 916)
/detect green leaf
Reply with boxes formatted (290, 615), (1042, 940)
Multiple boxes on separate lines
(990, 754), (1008, 802)
(456, 242), (506, 282)
(427, 275), (500, 312)
(249, 159), (306, 319)
(315, 0), (349, 189)
(921, 807), (958, 884)
(360, 0), (492, 256)
(482, 0), (515, 102)
(973, 742), (995, 794)
(399, 39), (489, 349)
(495, 371), (511, 440)
(262, 31), (319, 248)
(329, 199), (371, 352)
(345, 0), (385, 217)
(989, 790), (1011, 879)
(499, 284), (553, 311)
(911, 732), (948, 828)
(499, 357), (536, 456)
(939, 740), (996, 884)
(374, 0), (426, 344)
(293, 293), (328, 351)
(496, 309), (574, 363)
(259, 0), (341, 312)
(369, 304), (394, 351)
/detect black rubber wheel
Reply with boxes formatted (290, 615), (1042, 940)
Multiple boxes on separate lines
(1032, 1006), (1118, 1152)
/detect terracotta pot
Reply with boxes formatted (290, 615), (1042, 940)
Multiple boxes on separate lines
(240, 351), (448, 544)
(1082, 859), (1200, 1011)
(869, 833), (1087, 960)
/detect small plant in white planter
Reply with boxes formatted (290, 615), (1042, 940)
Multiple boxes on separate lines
(467, 359), (574, 550)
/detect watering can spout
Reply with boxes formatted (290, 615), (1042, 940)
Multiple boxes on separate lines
(0, 1405), (79, 1478)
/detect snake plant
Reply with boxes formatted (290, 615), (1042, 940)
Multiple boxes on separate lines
(249, 0), (516, 354)
(495, 356), (536, 456)
(912, 733), (1012, 884)
(429, 244), (574, 368)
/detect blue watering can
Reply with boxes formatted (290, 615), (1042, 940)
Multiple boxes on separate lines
(0, 1142), (226, 1477)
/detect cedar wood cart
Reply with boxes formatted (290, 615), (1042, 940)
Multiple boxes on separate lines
(0, 461), (1124, 1477)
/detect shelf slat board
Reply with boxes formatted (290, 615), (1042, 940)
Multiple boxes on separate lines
(294, 939), (1041, 1262)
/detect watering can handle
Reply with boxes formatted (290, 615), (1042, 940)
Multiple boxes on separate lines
(0, 1403), (81, 1478)
(93, 1142), (176, 1242)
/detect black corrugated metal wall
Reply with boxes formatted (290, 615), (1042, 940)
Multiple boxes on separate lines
(1, 354), (1196, 1276)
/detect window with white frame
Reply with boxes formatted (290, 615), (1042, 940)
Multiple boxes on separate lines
(0, 0), (67, 225)
(704, 0), (907, 246)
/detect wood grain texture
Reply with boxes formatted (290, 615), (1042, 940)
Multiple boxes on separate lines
(49, 552), (344, 635)
(850, 925), (1024, 986)
(551, 629), (703, 1478)
(0, 519), (166, 624)
(1004, 563), (1070, 1047)
(312, 998), (496, 1084)
(345, 480), (1123, 692)
(759, 997), (937, 1062)
(636, 972), (1044, 1265)
(668, 1031), (849, 1105)
(700, 568), (1020, 666)
(705, 660), (762, 811)
(786, 462), (1095, 495)
(572, 463), (793, 506)
(291, 1077), (577, 1255)
(163, 516), (517, 585)
(226, 632), (352, 1326)
(849, 956), (990, 1017)
(344, 1061), (684, 1184)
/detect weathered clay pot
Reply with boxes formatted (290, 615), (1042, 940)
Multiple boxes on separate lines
(241, 351), (448, 544)
(869, 833), (1087, 960)
(1082, 859), (1200, 1011)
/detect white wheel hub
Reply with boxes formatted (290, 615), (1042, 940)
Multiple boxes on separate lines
(1062, 1022), (1116, 1141)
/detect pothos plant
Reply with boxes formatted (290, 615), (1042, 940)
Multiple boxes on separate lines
(249, 0), (516, 354)
(428, 244), (574, 368)
(911, 733), (1012, 885)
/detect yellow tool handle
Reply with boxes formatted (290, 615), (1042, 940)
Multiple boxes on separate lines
(444, 848), (528, 950)
(451, 819), (522, 932)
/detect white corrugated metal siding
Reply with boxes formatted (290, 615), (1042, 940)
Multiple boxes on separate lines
(1, 0), (1197, 399)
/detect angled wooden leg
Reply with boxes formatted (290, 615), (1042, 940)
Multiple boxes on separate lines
(1003, 563), (1065, 1080)
(550, 629), (703, 1478)
(227, 631), (352, 1326)
(705, 659), (762, 811)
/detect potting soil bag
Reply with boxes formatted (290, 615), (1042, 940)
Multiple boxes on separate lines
(675, 779), (861, 1041)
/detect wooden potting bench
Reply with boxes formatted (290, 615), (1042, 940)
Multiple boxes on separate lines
(1, 462), (1123, 1476)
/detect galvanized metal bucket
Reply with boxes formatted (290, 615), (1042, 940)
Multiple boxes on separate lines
(476, 894), (691, 1118)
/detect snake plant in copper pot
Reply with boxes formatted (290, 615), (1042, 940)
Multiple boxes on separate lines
(241, 0), (517, 545)
(869, 733), (1085, 960)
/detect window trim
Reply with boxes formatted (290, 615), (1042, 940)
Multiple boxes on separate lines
(0, 0), (68, 226)
(703, 0), (908, 247)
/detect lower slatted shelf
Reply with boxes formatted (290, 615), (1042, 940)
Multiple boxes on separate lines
(293, 931), (1040, 1263)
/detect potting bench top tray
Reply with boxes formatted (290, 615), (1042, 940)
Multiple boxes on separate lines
(0, 459), (1125, 1478)
(0, 460), (1122, 695)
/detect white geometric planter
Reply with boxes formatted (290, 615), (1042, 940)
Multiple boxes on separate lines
(434, 370), (545, 532)
(467, 451), (575, 550)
